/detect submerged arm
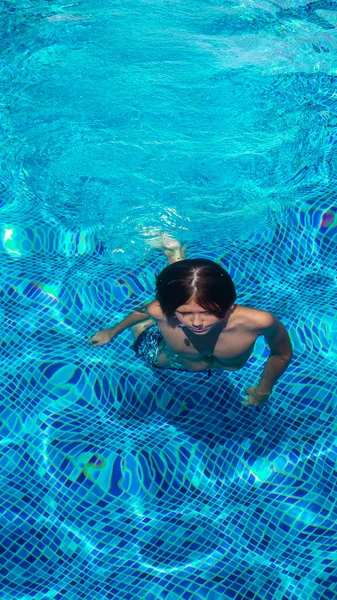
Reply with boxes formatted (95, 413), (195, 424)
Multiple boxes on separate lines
(88, 304), (154, 346)
(109, 305), (153, 336)
(258, 316), (293, 392)
(244, 314), (293, 406)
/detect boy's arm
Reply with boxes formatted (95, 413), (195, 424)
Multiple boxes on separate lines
(258, 314), (292, 390)
(88, 303), (156, 347)
(243, 312), (292, 407)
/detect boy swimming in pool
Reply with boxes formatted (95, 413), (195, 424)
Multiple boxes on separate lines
(88, 238), (292, 407)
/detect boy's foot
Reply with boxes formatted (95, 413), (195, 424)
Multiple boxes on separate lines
(147, 235), (186, 264)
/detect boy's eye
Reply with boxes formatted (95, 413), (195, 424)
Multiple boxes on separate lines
(180, 312), (212, 316)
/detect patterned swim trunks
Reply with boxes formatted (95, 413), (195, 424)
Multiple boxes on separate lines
(132, 324), (213, 376)
(133, 324), (164, 369)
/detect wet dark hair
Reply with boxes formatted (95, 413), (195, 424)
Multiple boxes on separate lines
(155, 258), (236, 319)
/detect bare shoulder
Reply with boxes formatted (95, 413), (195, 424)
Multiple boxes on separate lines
(235, 305), (292, 356)
(234, 305), (277, 331)
(145, 300), (166, 321)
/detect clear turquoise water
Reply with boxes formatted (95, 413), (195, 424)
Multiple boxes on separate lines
(1, 0), (337, 599)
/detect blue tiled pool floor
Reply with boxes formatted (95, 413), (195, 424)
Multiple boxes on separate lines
(1, 212), (337, 599)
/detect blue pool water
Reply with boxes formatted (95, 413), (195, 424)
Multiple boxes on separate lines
(1, 0), (337, 598)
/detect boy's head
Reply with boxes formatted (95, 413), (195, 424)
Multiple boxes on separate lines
(155, 258), (236, 334)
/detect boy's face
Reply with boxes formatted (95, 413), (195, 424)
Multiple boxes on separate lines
(174, 298), (227, 335)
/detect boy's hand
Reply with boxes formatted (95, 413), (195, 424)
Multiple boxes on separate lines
(242, 386), (270, 407)
(87, 329), (114, 347)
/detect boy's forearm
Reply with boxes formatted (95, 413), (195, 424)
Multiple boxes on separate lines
(257, 354), (292, 393)
(107, 310), (152, 336)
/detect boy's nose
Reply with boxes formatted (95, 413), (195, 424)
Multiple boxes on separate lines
(191, 314), (202, 326)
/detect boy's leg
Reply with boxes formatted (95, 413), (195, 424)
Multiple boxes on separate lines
(151, 235), (186, 265)
(131, 236), (185, 340)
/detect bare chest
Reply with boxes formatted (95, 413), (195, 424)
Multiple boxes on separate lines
(158, 323), (257, 361)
